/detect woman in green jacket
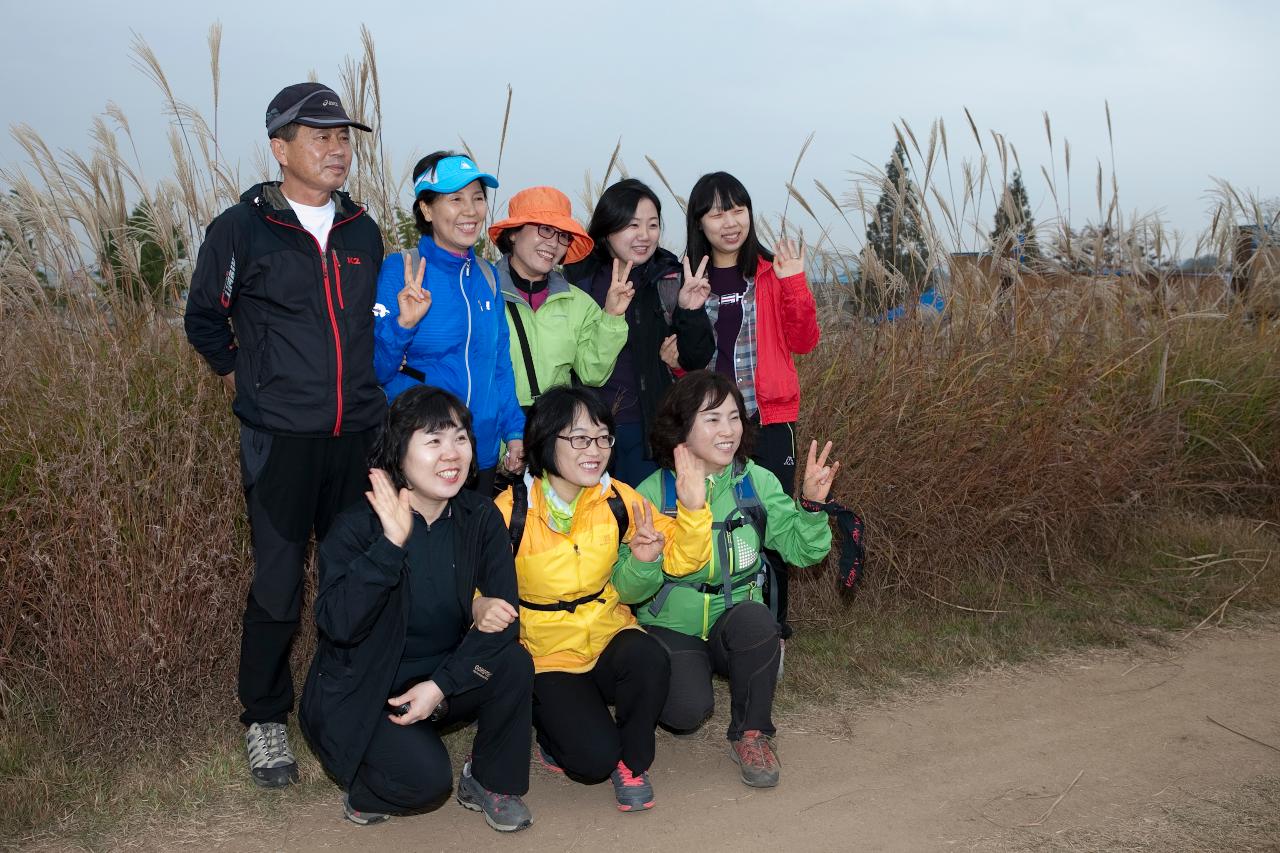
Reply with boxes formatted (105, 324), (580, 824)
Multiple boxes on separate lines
(488, 187), (633, 414)
(613, 370), (840, 789)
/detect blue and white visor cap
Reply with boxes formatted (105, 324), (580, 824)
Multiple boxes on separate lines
(414, 155), (500, 195)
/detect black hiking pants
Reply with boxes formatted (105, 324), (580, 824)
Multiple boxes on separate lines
(238, 425), (375, 726)
(648, 601), (782, 741)
(751, 418), (797, 638)
(347, 642), (534, 814)
(531, 628), (670, 783)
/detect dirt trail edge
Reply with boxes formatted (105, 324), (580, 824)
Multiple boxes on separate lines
(175, 626), (1280, 852)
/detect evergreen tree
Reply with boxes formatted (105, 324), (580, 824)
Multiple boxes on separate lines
(991, 170), (1040, 261)
(865, 140), (930, 306)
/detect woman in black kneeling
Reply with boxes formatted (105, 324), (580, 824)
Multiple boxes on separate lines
(300, 386), (534, 832)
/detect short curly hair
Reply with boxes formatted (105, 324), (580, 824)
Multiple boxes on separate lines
(649, 370), (754, 471)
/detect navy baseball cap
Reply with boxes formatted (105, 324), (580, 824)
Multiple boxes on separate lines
(265, 82), (372, 136)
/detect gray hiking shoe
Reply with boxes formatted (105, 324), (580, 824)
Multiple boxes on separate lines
(456, 760), (533, 832)
(343, 792), (389, 826)
(729, 730), (780, 788)
(245, 721), (299, 788)
(610, 760), (655, 812)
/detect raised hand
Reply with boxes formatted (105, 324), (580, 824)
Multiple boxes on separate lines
(800, 439), (841, 503)
(472, 596), (518, 633)
(628, 501), (666, 563)
(672, 443), (707, 510)
(659, 334), (680, 370)
(387, 679), (445, 725)
(603, 259), (635, 316)
(772, 237), (806, 279)
(365, 468), (413, 547)
(678, 255), (711, 309)
(397, 251), (431, 329)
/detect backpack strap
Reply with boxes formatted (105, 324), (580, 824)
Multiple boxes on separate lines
(508, 478), (529, 556)
(474, 256), (497, 295)
(506, 302), (541, 400)
(658, 469), (678, 518)
(607, 491), (629, 542)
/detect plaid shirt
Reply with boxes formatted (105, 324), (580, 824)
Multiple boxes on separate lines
(705, 279), (759, 417)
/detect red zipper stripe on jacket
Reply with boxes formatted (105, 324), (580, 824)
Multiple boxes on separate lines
(331, 249), (345, 310)
(266, 210), (363, 435)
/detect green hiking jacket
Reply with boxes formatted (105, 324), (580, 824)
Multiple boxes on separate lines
(614, 460), (832, 639)
(497, 257), (628, 406)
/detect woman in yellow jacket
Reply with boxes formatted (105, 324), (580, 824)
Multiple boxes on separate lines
(486, 385), (710, 813)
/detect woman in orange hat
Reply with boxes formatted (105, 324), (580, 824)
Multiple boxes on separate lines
(488, 187), (635, 416)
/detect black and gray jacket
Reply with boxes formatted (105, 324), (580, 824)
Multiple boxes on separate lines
(184, 182), (385, 437)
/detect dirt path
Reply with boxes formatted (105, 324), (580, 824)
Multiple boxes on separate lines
(166, 626), (1280, 852)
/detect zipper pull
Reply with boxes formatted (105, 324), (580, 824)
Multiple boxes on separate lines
(463, 258), (471, 276)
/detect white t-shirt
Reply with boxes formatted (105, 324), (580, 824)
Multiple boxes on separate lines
(286, 197), (336, 252)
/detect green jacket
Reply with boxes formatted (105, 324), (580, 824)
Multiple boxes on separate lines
(497, 257), (628, 406)
(614, 460), (832, 639)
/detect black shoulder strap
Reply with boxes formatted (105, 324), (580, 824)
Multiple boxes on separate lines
(506, 302), (541, 400)
(509, 479), (529, 555)
(607, 492), (629, 541)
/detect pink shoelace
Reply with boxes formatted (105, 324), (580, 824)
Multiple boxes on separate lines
(615, 761), (646, 786)
(736, 731), (777, 768)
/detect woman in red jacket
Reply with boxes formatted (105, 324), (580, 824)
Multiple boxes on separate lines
(684, 172), (820, 637)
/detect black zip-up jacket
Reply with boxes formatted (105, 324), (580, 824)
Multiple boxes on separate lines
(299, 490), (522, 787)
(565, 248), (715, 449)
(184, 183), (385, 437)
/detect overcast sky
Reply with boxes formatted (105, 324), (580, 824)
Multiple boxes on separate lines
(3, 0), (1276, 258)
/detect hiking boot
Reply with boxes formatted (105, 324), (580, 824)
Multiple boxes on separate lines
(610, 761), (655, 812)
(343, 792), (389, 826)
(536, 744), (565, 776)
(730, 730), (780, 788)
(456, 760), (533, 832)
(244, 722), (299, 788)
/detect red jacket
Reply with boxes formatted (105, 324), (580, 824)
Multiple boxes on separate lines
(753, 257), (820, 424)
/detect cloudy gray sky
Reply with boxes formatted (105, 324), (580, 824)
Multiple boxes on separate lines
(3, 0), (1276, 257)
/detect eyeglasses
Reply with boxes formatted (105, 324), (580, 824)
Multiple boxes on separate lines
(557, 434), (617, 450)
(535, 224), (574, 247)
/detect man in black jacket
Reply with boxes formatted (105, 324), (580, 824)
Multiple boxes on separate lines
(184, 82), (385, 788)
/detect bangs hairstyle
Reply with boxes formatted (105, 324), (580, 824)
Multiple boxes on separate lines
(368, 385), (477, 490)
(524, 385), (616, 479)
(411, 150), (490, 237)
(685, 171), (772, 279)
(650, 370), (754, 471)
(586, 178), (662, 261)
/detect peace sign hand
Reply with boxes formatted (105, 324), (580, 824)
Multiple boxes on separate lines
(800, 440), (841, 504)
(397, 251), (431, 329)
(678, 255), (711, 309)
(603, 259), (635, 316)
(365, 468), (414, 547)
(672, 443), (706, 511)
(628, 501), (666, 563)
(772, 237), (806, 279)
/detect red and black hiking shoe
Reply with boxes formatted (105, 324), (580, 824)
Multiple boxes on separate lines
(730, 730), (780, 788)
(610, 760), (655, 812)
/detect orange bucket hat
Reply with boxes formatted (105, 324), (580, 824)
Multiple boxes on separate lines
(488, 187), (594, 265)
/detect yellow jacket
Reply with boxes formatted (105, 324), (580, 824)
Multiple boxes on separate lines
(495, 475), (711, 673)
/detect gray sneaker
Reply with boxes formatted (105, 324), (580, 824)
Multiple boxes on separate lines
(343, 792), (389, 826)
(245, 721), (299, 788)
(456, 761), (533, 832)
(610, 761), (655, 812)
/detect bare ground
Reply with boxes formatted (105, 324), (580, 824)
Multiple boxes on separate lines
(92, 624), (1280, 852)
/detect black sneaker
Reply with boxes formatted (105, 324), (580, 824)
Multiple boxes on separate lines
(244, 722), (299, 788)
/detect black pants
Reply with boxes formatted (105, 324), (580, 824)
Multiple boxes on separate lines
(348, 642), (534, 814)
(531, 629), (669, 783)
(648, 602), (781, 741)
(610, 421), (658, 487)
(238, 425), (375, 726)
(750, 418), (797, 637)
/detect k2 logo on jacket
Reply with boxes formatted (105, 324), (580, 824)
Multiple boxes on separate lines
(219, 256), (237, 308)
(346, 256), (362, 265)
(372, 303), (389, 318)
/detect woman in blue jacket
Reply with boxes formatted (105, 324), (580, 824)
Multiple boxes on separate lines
(374, 151), (525, 495)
